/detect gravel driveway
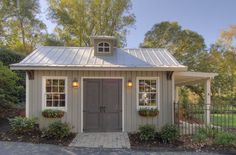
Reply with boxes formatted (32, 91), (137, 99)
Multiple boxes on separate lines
(0, 141), (234, 155)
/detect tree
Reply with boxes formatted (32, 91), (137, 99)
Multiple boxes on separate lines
(47, 0), (135, 47)
(43, 34), (64, 46)
(208, 44), (236, 97)
(140, 21), (206, 70)
(220, 25), (236, 46)
(0, 0), (46, 54)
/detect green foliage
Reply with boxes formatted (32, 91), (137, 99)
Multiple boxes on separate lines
(43, 34), (64, 46)
(47, 0), (135, 47)
(8, 117), (37, 134)
(160, 124), (179, 143)
(0, 0), (46, 54)
(138, 108), (159, 117)
(139, 125), (156, 141)
(194, 127), (218, 142)
(0, 48), (25, 107)
(214, 132), (236, 145)
(42, 121), (71, 139)
(0, 62), (24, 107)
(140, 21), (206, 70)
(0, 48), (24, 66)
(42, 109), (65, 118)
(138, 108), (159, 113)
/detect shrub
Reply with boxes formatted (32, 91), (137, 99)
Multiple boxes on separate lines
(139, 125), (156, 141)
(0, 48), (25, 106)
(194, 127), (218, 142)
(42, 109), (65, 118)
(214, 132), (236, 145)
(160, 124), (179, 143)
(8, 117), (37, 134)
(42, 121), (70, 139)
(0, 48), (24, 66)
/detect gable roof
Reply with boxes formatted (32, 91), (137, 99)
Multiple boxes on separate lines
(11, 46), (187, 71)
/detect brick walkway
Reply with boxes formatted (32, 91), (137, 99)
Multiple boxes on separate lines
(69, 132), (130, 149)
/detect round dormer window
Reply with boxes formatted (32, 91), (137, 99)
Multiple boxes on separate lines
(97, 42), (110, 53)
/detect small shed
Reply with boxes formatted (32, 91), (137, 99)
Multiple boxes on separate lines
(11, 36), (217, 133)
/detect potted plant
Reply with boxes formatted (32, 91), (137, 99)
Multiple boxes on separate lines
(138, 108), (159, 117)
(42, 109), (65, 118)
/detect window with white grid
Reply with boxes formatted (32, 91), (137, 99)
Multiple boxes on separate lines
(43, 77), (67, 110)
(137, 78), (159, 109)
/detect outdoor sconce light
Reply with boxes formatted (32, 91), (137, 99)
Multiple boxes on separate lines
(72, 79), (79, 88)
(127, 80), (133, 87)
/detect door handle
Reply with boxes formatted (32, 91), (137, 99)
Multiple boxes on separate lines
(99, 106), (103, 112)
(99, 106), (106, 112)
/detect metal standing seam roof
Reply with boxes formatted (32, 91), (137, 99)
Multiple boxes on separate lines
(10, 46), (187, 71)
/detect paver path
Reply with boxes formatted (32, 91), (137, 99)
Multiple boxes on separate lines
(0, 141), (234, 155)
(69, 132), (131, 148)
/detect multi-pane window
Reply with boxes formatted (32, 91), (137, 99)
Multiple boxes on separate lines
(44, 78), (66, 109)
(137, 79), (158, 108)
(97, 42), (110, 53)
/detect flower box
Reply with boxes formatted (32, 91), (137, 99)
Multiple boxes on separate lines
(42, 109), (65, 118)
(138, 108), (159, 117)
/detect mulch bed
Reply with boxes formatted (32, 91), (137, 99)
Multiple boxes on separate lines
(0, 107), (76, 146)
(0, 107), (25, 119)
(0, 125), (76, 146)
(129, 133), (183, 149)
(128, 133), (236, 153)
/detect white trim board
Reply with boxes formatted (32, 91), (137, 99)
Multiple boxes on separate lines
(81, 77), (125, 132)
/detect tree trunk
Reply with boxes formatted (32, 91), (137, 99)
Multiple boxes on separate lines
(20, 20), (26, 52)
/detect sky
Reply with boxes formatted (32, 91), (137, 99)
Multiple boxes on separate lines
(39, 0), (236, 48)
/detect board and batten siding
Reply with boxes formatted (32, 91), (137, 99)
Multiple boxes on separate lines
(27, 70), (173, 133)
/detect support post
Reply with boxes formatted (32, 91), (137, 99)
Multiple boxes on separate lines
(25, 73), (29, 117)
(174, 86), (179, 124)
(204, 79), (211, 125)
(175, 86), (179, 103)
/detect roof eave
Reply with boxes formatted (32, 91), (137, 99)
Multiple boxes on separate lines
(10, 65), (187, 72)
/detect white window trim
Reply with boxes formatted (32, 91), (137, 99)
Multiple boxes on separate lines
(136, 77), (160, 110)
(97, 42), (111, 53)
(42, 76), (68, 111)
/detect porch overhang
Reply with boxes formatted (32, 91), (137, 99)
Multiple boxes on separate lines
(174, 72), (218, 86)
(174, 71), (218, 125)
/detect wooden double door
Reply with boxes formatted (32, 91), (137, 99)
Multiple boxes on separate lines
(83, 79), (122, 132)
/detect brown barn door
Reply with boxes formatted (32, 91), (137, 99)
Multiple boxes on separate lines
(101, 79), (122, 131)
(83, 79), (122, 132)
(83, 79), (102, 132)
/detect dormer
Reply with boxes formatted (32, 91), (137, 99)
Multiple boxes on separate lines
(91, 36), (117, 56)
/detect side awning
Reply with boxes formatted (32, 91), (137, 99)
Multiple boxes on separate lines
(175, 72), (218, 86)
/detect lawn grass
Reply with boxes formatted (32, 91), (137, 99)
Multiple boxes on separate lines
(211, 114), (236, 127)
(191, 113), (236, 127)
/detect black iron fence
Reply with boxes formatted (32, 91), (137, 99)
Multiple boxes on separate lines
(174, 102), (236, 135)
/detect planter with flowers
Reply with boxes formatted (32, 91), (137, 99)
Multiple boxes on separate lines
(138, 108), (159, 117)
(42, 109), (65, 118)
(40, 109), (65, 129)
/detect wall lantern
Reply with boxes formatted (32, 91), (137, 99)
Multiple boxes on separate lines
(127, 80), (133, 87)
(72, 79), (79, 88)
